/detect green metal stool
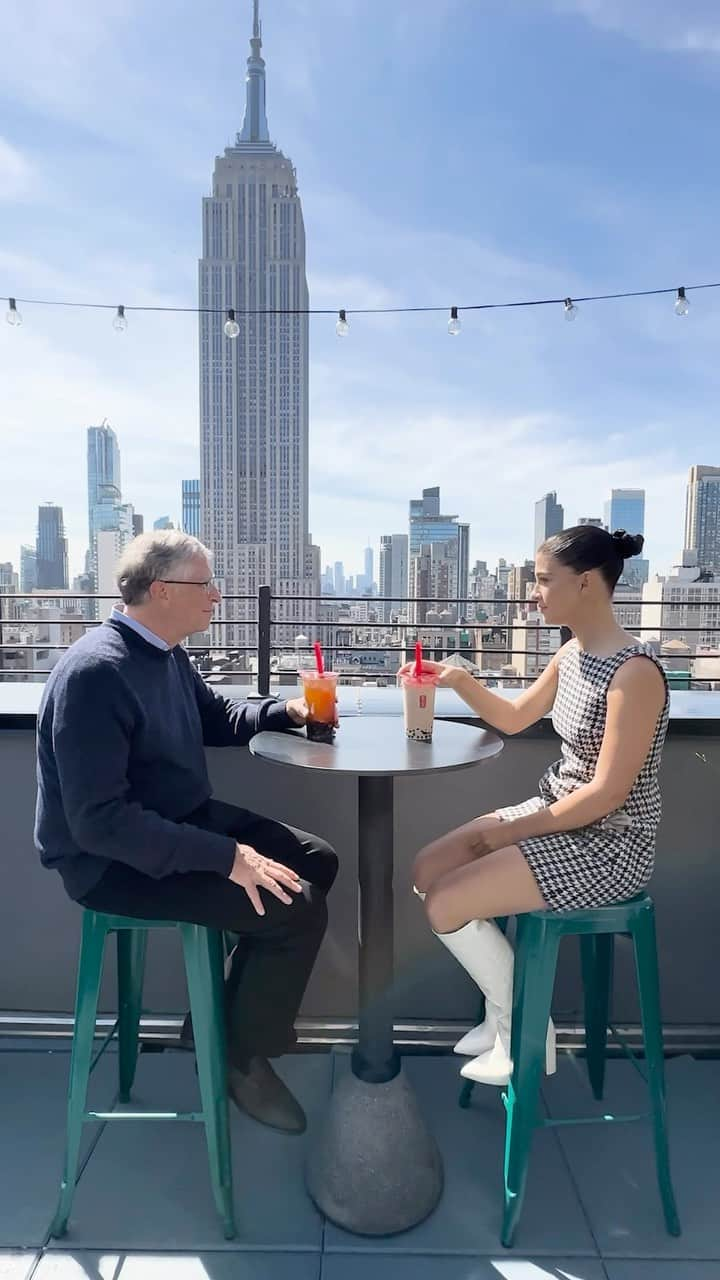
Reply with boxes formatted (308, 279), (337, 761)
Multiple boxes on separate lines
(459, 892), (681, 1247)
(50, 909), (236, 1240)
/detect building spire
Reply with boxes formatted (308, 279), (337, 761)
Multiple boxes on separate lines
(239, 0), (270, 144)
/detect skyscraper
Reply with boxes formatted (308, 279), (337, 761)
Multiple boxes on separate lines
(534, 492), (564, 551)
(684, 466), (720, 574)
(20, 545), (37, 594)
(604, 488), (645, 537)
(0, 563), (18, 592)
(182, 480), (201, 537)
(457, 523), (470, 607)
(378, 534), (408, 622)
(199, 1), (316, 646)
(409, 541), (460, 624)
(87, 423), (121, 568)
(362, 545), (374, 593)
(86, 422), (134, 614)
(604, 488), (648, 587)
(508, 561), (535, 607)
(36, 503), (69, 589)
(408, 487), (470, 615)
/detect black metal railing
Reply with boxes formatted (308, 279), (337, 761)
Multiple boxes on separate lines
(1, 587), (719, 689)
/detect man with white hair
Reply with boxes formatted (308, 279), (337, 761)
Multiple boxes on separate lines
(35, 531), (338, 1134)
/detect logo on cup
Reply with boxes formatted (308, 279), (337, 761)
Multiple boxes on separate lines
(420, 695), (427, 709)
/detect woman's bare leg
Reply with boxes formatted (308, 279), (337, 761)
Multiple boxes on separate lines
(413, 814), (503, 895)
(425, 845), (546, 935)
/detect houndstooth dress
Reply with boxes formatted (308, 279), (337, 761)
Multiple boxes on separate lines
(495, 640), (669, 912)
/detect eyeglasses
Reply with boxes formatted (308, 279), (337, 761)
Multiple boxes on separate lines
(158, 579), (217, 590)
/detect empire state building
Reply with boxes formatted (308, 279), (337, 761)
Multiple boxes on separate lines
(199, 0), (318, 649)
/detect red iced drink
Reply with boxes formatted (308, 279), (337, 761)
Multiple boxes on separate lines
(300, 670), (338, 743)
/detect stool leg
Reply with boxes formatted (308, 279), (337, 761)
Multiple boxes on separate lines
(580, 933), (614, 1101)
(632, 905), (681, 1237)
(181, 924), (236, 1240)
(50, 911), (107, 1238)
(502, 922), (559, 1249)
(117, 929), (148, 1103)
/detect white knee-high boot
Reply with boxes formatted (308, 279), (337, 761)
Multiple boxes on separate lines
(432, 917), (556, 1086)
(414, 885), (497, 1056)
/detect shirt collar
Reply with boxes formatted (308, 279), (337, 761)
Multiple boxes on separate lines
(111, 606), (171, 652)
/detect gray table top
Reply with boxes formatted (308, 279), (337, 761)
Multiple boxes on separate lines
(249, 715), (503, 777)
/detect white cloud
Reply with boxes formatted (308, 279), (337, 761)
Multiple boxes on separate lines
(0, 245), (200, 578)
(0, 137), (37, 201)
(307, 387), (687, 578)
(0, 0), (140, 124)
(550, 0), (720, 55)
(308, 271), (400, 311)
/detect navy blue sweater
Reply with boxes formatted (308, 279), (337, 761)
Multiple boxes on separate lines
(34, 618), (294, 901)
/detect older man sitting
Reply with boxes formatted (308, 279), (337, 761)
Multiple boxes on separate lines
(35, 531), (338, 1134)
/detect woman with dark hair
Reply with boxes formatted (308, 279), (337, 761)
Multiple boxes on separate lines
(398, 526), (668, 1088)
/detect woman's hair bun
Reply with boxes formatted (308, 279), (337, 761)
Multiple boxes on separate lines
(611, 529), (644, 559)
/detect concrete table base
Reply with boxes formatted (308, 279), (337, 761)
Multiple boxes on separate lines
(305, 1066), (443, 1236)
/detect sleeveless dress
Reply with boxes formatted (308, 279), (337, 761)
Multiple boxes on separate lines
(494, 640), (669, 912)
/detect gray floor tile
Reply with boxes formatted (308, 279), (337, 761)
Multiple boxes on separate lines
(0, 1254), (39, 1280)
(46, 1051), (330, 1250)
(322, 1055), (597, 1255)
(322, 1257), (608, 1279)
(0, 1051), (118, 1249)
(605, 1265), (720, 1279)
(542, 1055), (720, 1259)
(35, 1251), (321, 1279)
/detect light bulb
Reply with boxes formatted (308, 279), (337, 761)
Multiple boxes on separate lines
(224, 308), (240, 339)
(336, 308), (349, 337)
(563, 297), (578, 321)
(113, 305), (128, 333)
(6, 297), (22, 327)
(674, 287), (689, 317)
(448, 305), (461, 336)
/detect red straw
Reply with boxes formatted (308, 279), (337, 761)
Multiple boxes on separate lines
(414, 641), (422, 678)
(314, 641), (325, 675)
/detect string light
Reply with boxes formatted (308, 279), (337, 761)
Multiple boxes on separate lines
(112, 305), (128, 333)
(224, 308), (240, 339)
(1, 279), (716, 328)
(5, 297), (22, 327)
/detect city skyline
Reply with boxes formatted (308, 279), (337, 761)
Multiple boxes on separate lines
(1, 461), (715, 595)
(3, 1), (720, 580)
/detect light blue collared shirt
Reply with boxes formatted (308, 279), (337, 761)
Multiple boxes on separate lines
(111, 606), (170, 652)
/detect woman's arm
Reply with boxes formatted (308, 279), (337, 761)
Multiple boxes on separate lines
(398, 644), (570, 736)
(492, 656), (666, 846)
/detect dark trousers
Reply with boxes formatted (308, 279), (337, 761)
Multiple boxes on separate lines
(79, 799), (339, 1069)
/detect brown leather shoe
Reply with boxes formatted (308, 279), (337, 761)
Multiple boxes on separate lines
(227, 1056), (307, 1134)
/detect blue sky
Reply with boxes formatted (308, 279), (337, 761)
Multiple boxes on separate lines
(1, 0), (720, 582)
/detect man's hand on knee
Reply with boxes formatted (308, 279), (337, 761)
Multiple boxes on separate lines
(228, 844), (304, 916)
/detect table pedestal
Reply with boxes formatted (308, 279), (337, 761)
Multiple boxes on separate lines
(305, 776), (443, 1235)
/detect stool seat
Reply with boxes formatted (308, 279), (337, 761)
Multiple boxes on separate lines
(50, 908), (236, 1240)
(460, 892), (681, 1247)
